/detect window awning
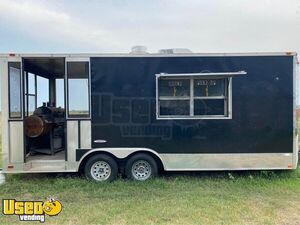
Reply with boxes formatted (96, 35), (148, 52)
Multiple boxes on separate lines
(156, 71), (247, 79)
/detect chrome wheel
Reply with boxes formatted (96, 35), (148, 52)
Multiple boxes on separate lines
(90, 161), (111, 181)
(131, 160), (152, 181)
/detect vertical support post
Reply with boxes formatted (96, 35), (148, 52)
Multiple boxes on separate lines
(155, 74), (160, 119)
(49, 78), (56, 107)
(190, 77), (194, 116)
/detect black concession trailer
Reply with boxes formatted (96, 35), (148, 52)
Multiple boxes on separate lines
(1, 52), (298, 181)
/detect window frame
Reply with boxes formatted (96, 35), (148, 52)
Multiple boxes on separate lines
(36, 75), (49, 108)
(66, 59), (91, 119)
(8, 62), (22, 119)
(156, 71), (246, 120)
(25, 72), (37, 116)
(55, 78), (65, 109)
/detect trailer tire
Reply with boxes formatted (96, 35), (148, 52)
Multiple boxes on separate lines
(125, 153), (158, 181)
(84, 154), (118, 182)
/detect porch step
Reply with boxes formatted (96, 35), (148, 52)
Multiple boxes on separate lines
(24, 160), (66, 172)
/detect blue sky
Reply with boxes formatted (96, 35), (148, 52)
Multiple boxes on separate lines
(0, 0), (300, 108)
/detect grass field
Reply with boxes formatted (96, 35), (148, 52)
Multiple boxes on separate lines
(0, 169), (300, 225)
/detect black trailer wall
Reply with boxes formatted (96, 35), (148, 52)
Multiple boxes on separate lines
(90, 56), (294, 154)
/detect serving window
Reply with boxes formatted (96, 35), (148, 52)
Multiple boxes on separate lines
(156, 71), (246, 119)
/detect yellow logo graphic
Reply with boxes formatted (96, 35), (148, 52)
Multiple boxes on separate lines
(42, 199), (62, 216)
(2, 197), (62, 222)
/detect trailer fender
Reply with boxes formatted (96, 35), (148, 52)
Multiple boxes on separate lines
(77, 148), (165, 171)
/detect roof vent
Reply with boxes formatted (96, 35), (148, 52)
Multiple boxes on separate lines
(130, 46), (148, 54)
(158, 48), (192, 54)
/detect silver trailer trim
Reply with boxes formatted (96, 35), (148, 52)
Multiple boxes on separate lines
(78, 148), (296, 172)
(293, 55), (299, 167)
(160, 153), (294, 171)
(0, 52), (297, 59)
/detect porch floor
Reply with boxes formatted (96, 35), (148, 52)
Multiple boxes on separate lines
(26, 150), (65, 161)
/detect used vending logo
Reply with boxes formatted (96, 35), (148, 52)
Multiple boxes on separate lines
(2, 197), (62, 222)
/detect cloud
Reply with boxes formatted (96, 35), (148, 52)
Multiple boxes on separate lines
(0, 0), (299, 53)
(0, 0), (121, 52)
